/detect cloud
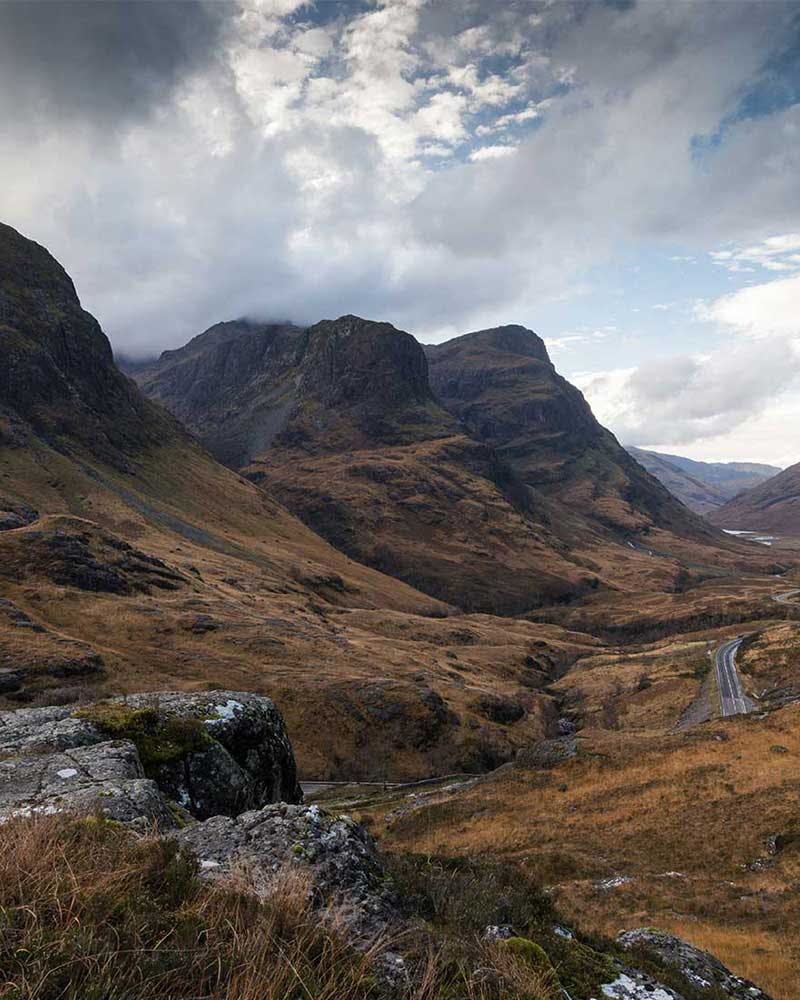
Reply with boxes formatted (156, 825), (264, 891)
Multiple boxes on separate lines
(709, 233), (800, 274)
(0, 1), (229, 131)
(698, 272), (800, 337)
(469, 145), (517, 162)
(0, 0), (798, 360)
(579, 339), (800, 446)
(579, 272), (800, 457)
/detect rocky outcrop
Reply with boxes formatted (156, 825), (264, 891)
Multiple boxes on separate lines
(596, 969), (684, 999)
(109, 691), (303, 816)
(177, 802), (397, 937)
(618, 928), (773, 999)
(0, 691), (302, 822)
(0, 691), (394, 940)
(515, 735), (578, 769)
(0, 518), (186, 594)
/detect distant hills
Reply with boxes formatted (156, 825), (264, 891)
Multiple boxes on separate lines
(708, 459), (800, 533)
(627, 447), (780, 515)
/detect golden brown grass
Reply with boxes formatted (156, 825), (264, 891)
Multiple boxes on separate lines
(349, 706), (800, 1000)
(0, 438), (602, 779)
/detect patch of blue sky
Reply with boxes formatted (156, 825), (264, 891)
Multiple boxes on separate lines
(536, 242), (751, 376)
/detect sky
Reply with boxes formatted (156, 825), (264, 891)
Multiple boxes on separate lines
(1, 0), (799, 466)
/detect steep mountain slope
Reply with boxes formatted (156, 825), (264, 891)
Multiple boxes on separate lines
(133, 320), (306, 468)
(709, 460), (800, 533)
(146, 315), (596, 613)
(425, 327), (703, 534)
(423, 327), (763, 579)
(627, 447), (730, 514)
(628, 447), (780, 513)
(0, 223), (591, 776)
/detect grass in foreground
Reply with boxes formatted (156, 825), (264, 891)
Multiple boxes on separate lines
(0, 814), (562, 1000)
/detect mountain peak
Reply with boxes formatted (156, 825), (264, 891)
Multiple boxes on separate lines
(429, 324), (551, 364)
(299, 315), (435, 411)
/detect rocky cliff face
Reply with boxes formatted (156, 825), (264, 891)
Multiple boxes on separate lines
(133, 319), (305, 467)
(0, 222), (173, 465)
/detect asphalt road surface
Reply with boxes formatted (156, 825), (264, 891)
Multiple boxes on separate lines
(715, 637), (755, 717)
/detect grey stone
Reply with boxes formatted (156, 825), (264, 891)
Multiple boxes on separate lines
(597, 968), (685, 999)
(0, 690), (301, 825)
(618, 928), (772, 999)
(0, 739), (175, 829)
(483, 925), (514, 941)
(0, 705), (102, 754)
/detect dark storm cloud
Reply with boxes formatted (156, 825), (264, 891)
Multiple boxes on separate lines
(0, 0), (232, 128)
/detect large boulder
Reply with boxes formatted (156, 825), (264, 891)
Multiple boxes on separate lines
(618, 928), (772, 1000)
(0, 691), (302, 823)
(177, 802), (397, 938)
(0, 739), (175, 829)
(103, 692), (303, 817)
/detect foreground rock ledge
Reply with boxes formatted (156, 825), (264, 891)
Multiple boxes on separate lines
(0, 691), (302, 821)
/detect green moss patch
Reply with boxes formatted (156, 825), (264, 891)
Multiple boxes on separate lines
(76, 702), (214, 774)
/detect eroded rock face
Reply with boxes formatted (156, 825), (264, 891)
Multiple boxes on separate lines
(177, 802), (397, 937)
(617, 929), (773, 1000)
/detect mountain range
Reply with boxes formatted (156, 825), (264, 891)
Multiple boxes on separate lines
(130, 316), (759, 615)
(627, 447), (780, 515)
(708, 459), (800, 533)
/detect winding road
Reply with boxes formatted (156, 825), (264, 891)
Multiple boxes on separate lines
(772, 588), (800, 604)
(714, 637), (755, 717)
(710, 585), (799, 718)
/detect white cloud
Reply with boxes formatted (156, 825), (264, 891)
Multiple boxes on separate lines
(709, 233), (800, 274)
(469, 144), (517, 162)
(698, 273), (800, 338)
(579, 272), (800, 461)
(0, 0), (798, 370)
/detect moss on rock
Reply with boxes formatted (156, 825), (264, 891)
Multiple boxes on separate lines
(76, 702), (213, 775)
